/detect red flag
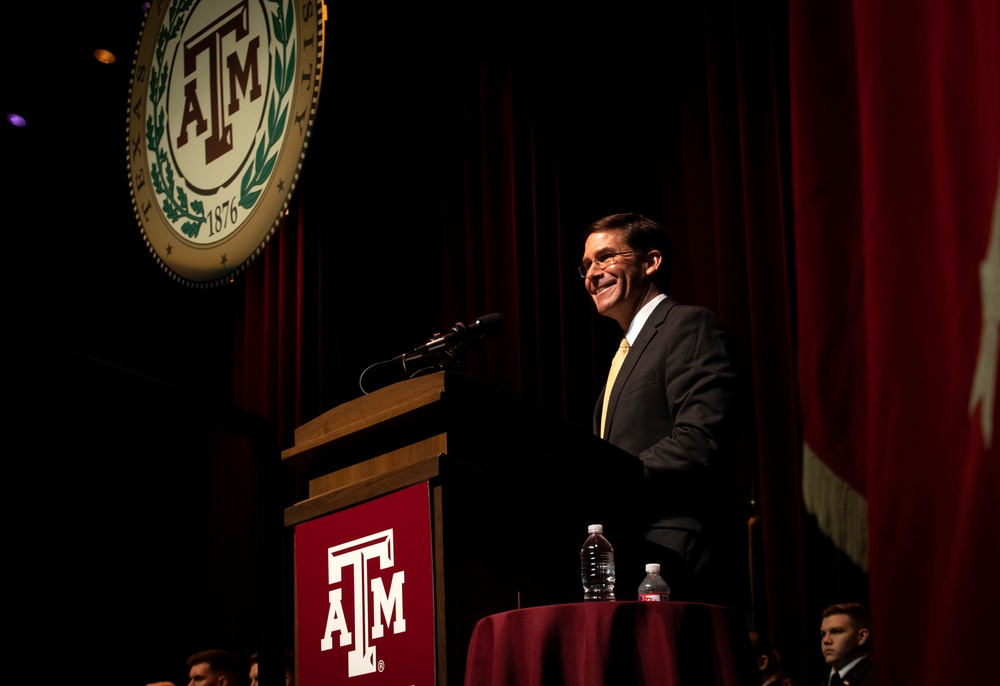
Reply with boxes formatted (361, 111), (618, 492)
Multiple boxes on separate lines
(792, 1), (1000, 683)
(790, 1), (870, 571)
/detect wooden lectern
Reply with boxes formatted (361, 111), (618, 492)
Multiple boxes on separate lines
(283, 371), (644, 686)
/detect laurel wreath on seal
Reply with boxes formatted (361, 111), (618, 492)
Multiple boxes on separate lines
(145, 0), (295, 239)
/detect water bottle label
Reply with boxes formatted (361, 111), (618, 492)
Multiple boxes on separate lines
(638, 593), (668, 601)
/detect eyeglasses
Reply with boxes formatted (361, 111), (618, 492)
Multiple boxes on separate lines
(578, 251), (642, 278)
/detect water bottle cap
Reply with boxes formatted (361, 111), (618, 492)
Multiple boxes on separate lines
(587, 524), (604, 534)
(645, 563), (661, 573)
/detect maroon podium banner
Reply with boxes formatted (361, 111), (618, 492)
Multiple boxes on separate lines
(295, 483), (436, 685)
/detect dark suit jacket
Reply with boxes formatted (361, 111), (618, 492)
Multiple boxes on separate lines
(594, 296), (740, 601)
(819, 656), (875, 686)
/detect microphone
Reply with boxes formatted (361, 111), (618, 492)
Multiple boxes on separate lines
(393, 313), (504, 363)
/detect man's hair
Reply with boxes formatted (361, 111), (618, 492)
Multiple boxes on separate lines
(583, 213), (673, 292)
(820, 602), (870, 627)
(187, 649), (240, 676)
(821, 602), (872, 651)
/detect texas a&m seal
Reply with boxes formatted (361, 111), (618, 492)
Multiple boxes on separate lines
(128, 0), (325, 286)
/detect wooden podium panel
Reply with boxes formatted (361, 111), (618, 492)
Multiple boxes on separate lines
(283, 372), (644, 686)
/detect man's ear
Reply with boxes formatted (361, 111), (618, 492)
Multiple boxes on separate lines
(644, 249), (662, 275)
(857, 628), (870, 646)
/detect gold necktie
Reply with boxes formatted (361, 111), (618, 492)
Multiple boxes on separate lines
(600, 337), (630, 438)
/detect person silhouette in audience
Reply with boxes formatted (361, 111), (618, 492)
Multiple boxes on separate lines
(817, 602), (875, 686)
(186, 648), (240, 686)
(750, 629), (794, 685)
(248, 649), (295, 686)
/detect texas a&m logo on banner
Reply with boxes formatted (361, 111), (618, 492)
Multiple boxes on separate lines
(295, 483), (436, 684)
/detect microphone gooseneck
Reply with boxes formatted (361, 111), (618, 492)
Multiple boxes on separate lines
(392, 313), (505, 363)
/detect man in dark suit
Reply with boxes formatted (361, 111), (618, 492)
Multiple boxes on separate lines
(580, 213), (742, 607)
(818, 603), (875, 686)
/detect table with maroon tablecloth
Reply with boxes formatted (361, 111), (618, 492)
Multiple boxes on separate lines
(464, 601), (758, 686)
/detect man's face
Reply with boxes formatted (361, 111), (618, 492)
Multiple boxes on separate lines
(582, 230), (657, 328)
(188, 663), (224, 686)
(819, 613), (868, 670)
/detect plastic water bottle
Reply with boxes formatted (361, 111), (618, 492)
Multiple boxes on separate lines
(637, 562), (670, 601)
(580, 523), (616, 601)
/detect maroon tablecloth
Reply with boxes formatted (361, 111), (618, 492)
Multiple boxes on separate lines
(464, 601), (758, 686)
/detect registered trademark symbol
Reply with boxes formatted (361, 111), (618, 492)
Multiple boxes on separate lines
(378, 660), (385, 672)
